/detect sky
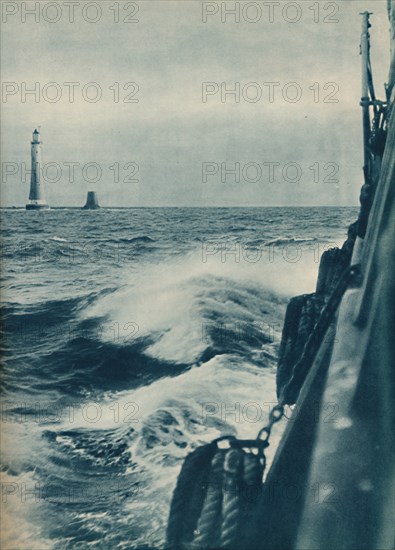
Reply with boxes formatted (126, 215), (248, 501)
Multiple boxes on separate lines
(0, 0), (392, 206)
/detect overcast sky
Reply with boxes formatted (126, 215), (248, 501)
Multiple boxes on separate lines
(1, 0), (391, 206)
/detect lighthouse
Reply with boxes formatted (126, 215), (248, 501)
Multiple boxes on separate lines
(26, 129), (50, 210)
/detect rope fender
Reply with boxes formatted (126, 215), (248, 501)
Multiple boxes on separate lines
(166, 442), (217, 549)
(220, 449), (243, 549)
(192, 450), (225, 549)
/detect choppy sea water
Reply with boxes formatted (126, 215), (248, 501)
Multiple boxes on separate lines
(0, 207), (357, 549)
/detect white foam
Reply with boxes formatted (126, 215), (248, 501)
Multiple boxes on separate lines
(59, 354), (282, 465)
(50, 236), (68, 242)
(0, 469), (53, 550)
(81, 247), (319, 364)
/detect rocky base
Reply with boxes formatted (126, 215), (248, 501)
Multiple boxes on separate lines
(26, 204), (50, 210)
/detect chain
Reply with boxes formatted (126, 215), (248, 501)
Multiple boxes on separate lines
(256, 403), (285, 445)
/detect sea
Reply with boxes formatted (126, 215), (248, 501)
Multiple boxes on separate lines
(0, 206), (358, 549)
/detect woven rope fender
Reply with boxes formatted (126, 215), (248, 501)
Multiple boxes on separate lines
(220, 449), (244, 549)
(192, 450), (226, 549)
(241, 452), (265, 549)
(242, 452), (264, 512)
(166, 443), (217, 549)
(167, 439), (267, 549)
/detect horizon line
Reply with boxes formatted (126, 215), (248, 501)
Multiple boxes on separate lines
(1, 205), (360, 209)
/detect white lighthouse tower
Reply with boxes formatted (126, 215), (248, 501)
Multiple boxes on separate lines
(26, 129), (50, 210)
